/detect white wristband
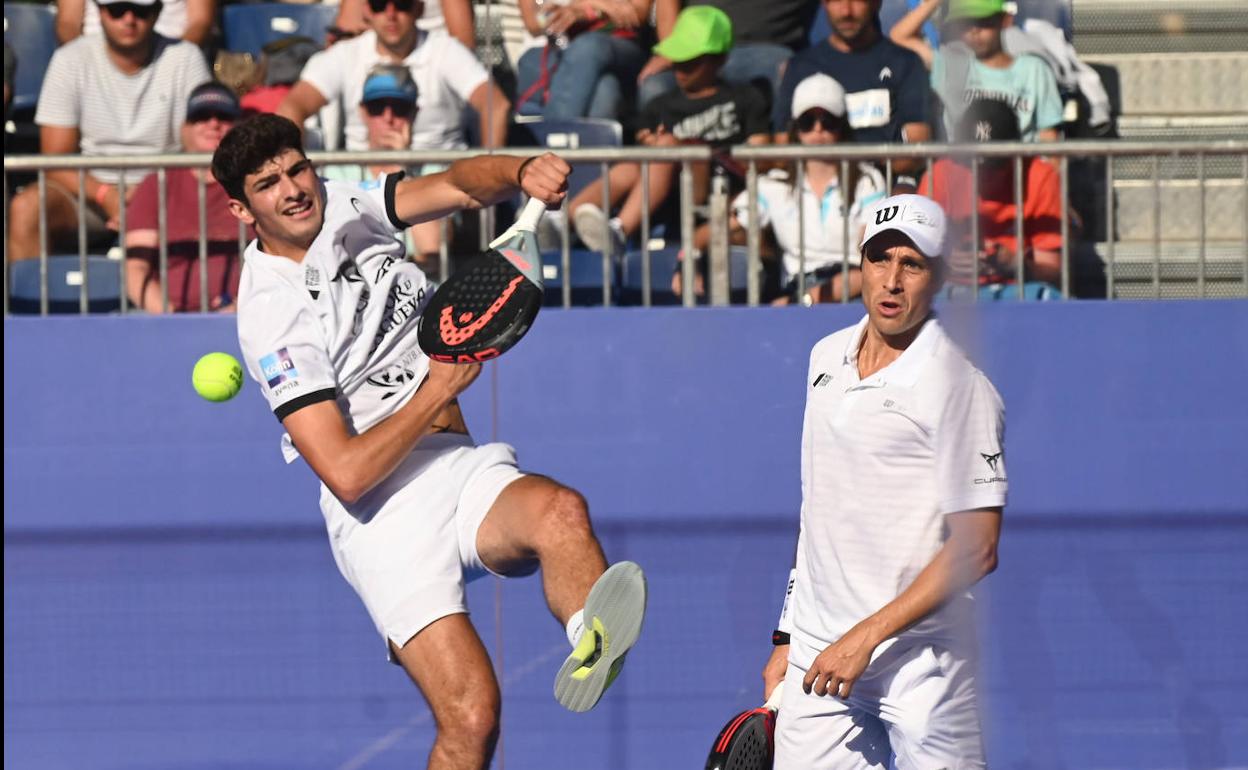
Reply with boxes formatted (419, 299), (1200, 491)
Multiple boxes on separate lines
(776, 568), (797, 634)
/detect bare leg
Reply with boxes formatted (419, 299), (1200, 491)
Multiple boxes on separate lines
(614, 161), (675, 237)
(474, 475), (607, 624)
(391, 614), (501, 770)
(7, 183), (82, 261)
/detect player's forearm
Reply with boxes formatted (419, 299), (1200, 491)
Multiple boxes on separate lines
(447, 155), (526, 208)
(855, 528), (999, 647)
(329, 384), (460, 503)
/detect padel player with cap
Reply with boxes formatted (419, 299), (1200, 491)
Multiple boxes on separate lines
(762, 194), (1007, 768)
(213, 114), (646, 770)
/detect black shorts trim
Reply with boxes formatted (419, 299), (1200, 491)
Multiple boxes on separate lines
(274, 388), (337, 422)
(384, 171), (410, 230)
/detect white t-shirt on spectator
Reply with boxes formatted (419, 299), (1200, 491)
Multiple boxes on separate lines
(236, 173), (434, 462)
(790, 316), (1007, 666)
(299, 29), (489, 151)
(81, 0), (189, 42)
(34, 35), (210, 184)
(733, 166), (887, 283)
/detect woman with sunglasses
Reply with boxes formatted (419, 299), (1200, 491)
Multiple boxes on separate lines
(682, 73), (886, 304)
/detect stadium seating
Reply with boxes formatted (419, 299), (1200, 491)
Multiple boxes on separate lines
(9, 255), (123, 314)
(221, 3), (336, 60)
(514, 117), (622, 198)
(620, 246), (755, 306)
(3, 2), (58, 115)
(810, 0), (1074, 47)
(540, 248), (617, 307)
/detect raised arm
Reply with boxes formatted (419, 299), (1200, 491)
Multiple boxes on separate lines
(888, 0), (941, 69)
(390, 151), (570, 225)
(277, 81), (330, 132)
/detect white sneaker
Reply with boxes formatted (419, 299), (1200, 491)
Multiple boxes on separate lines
(553, 561), (647, 713)
(537, 208), (569, 251)
(573, 204), (627, 258)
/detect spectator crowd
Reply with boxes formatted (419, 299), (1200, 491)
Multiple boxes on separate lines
(4, 0), (1114, 309)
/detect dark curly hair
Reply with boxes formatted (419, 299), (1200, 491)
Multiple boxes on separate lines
(211, 114), (306, 203)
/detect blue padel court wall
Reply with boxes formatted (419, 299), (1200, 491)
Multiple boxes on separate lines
(5, 302), (1248, 769)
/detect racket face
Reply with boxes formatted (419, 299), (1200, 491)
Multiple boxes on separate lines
(417, 251), (543, 364)
(705, 709), (775, 770)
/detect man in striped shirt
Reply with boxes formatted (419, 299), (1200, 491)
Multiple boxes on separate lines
(7, 0), (209, 261)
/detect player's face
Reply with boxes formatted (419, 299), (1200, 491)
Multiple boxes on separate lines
(231, 149), (323, 251)
(860, 233), (941, 339)
(823, 0), (880, 44)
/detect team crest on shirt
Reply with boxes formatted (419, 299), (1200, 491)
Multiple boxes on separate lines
(975, 451), (1007, 484)
(259, 348), (299, 388)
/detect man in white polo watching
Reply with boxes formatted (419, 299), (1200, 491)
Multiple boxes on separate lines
(763, 194), (1007, 768)
(277, 0), (510, 152)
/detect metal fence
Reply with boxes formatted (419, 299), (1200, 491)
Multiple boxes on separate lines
(4, 139), (1246, 316)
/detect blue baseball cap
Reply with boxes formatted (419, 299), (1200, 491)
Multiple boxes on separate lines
(361, 66), (419, 105)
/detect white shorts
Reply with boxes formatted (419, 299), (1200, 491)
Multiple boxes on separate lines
(319, 433), (525, 652)
(774, 638), (985, 770)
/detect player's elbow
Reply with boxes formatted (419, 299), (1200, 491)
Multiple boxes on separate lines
(324, 468), (371, 505)
(975, 542), (999, 578)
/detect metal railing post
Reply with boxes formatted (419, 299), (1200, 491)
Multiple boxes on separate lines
(680, 161), (695, 308)
(745, 161), (760, 307)
(708, 174), (729, 306)
(640, 162), (652, 308)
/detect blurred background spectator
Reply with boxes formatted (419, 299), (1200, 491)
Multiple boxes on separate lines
(920, 98), (1063, 294)
(278, 0), (510, 150)
(638, 0), (821, 112)
(7, 0), (210, 261)
(773, 0), (931, 189)
(320, 64), (450, 273)
(567, 5), (769, 258)
(124, 81), (245, 312)
(333, 0), (476, 50)
(514, 0), (652, 122)
(239, 35), (321, 115)
(696, 73), (886, 304)
(56, 0), (216, 47)
(890, 0), (1062, 141)
(3, 41), (14, 116)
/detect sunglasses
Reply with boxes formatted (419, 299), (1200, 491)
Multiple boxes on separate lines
(99, 2), (159, 19)
(364, 99), (417, 119)
(367, 0), (417, 13)
(796, 110), (843, 133)
(189, 111), (237, 124)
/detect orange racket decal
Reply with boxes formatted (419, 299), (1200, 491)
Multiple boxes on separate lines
(438, 274), (526, 346)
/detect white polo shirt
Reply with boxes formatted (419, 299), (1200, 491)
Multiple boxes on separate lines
(236, 173), (433, 462)
(790, 315), (1007, 663)
(299, 29), (489, 151)
(732, 166), (887, 284)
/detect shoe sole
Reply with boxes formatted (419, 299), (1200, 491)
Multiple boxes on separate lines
(553, 561), (647, 712)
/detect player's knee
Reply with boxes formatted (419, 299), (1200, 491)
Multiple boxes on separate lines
(440, 698), (500, 749)
(544, 485), (592, 538)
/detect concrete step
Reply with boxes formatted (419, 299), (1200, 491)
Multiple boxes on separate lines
(1082, 53), (1248, 116)
(1112, 179), (1246, 241)
(1072, 0), (1248, 55)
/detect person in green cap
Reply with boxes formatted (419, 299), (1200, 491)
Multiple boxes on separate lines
(568, 4), (771, 258)
(890, 0), (1062, 142)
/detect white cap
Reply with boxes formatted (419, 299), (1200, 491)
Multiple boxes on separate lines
(790, 73), (846, 119)
(859, 194), (948, 258)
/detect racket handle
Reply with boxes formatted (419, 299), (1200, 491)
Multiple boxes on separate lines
(515, 196), (548, 232)
(764, 682), (784, 711)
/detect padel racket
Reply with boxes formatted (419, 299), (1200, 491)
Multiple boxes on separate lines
(417, 197), (547, 364)
(705, 685), (783, 770)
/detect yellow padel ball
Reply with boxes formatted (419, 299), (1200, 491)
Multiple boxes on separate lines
(193, 352), (244, 402)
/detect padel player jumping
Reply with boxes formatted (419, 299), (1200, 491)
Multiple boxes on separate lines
(214, 115), (646, 770)
(763, 195), (1007, 769)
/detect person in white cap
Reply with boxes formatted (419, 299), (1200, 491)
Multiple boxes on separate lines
(762, 193), (1007, 769)
(680, 73), (888, 303)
